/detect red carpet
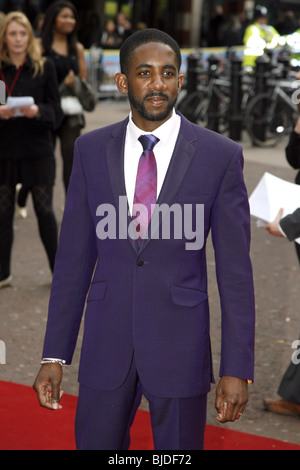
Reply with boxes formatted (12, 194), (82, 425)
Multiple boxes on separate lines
(0, 380), (299, 450)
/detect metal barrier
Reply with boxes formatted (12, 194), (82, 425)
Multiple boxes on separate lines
(86, 48), (121, 99)
(86, 47), (103, 99)
(251, 54), (271, 143)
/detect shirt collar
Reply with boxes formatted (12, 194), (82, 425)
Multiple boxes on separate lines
(127, 108), (180, 147)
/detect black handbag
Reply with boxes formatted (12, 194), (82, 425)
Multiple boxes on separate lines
(74, 76), (97, 112)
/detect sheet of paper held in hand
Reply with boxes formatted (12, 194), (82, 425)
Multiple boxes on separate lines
(6, 96), (34, 116)
(249, 172), (300, 244)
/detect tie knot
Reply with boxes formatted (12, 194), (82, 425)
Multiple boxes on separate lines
(138, 134), (159, 152)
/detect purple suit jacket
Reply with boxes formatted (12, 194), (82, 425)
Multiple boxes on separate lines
(43, 112), (255, 398)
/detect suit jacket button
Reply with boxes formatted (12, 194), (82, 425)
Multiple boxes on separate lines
(137, 259), (144, 266)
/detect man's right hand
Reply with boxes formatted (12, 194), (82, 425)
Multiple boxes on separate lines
(33, 363), (64, 410)
(266, 208), (284, 237)
(294, 117), (300, 135)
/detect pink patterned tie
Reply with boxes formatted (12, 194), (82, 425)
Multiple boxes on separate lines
(132, 134), (160, 240)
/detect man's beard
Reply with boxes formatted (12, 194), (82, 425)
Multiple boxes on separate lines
(127, 88), (177, 122)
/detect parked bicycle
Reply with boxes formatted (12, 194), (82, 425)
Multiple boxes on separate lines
(177, 71), (231, 133)
(178, 50), (299, 147)
(245, 73), (299, 147)
(177, 56), (256, 137)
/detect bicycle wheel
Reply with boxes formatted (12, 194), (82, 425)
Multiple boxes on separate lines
(245, 92), (294, 147)
(176, 90), (208, 124)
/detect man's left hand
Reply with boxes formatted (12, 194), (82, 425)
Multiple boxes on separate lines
(215, 376), (248, 423)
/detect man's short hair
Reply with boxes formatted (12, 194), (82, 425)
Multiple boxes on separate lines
(119, 28), (182, 75)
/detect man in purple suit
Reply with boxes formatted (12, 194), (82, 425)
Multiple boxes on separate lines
(33, 29), (255, 450)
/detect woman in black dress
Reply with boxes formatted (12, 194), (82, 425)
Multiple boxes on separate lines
(40, 0), (88, 194)
(0, 11), (62, 287)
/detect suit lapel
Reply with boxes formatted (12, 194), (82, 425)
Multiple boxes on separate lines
(157, 130), (196, 208)
(106, 118), (128, 206)
(106, 118), (140, 254)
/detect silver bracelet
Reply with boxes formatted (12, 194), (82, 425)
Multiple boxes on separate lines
(41, 359), (65, 367)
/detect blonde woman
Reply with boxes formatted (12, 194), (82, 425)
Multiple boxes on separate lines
(0, 12), (63, 288)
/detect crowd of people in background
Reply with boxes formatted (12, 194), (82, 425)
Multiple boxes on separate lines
(66, 10), (134, 50)
(202, 4), (300, 69)
(0, 7), (136, 50)
(205, 5), (300, 48)
(2, 3), (300, 52)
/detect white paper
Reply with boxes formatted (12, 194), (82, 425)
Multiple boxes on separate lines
(6, 96), (34, 116)
(249, 172), (300, 244)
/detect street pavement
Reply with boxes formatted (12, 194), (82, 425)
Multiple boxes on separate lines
(1, 100), (300, 447)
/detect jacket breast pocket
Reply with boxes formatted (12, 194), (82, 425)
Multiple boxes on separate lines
(171, 285), (208, 308)
(87, 280), (107, 302)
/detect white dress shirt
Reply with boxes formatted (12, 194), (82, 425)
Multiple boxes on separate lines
(124, 109), (181, 214)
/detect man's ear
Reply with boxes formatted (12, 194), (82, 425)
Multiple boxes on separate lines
(115, 73), (128, 95)
(178, 73), (184, 92)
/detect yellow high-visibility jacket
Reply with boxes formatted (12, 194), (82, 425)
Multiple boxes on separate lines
(243, 22), (280, 68)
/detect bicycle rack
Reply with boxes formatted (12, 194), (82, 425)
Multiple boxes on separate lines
(207, 55), (221, 132)
(229, 54), (243, 141)
(252, 54), (272, 144)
